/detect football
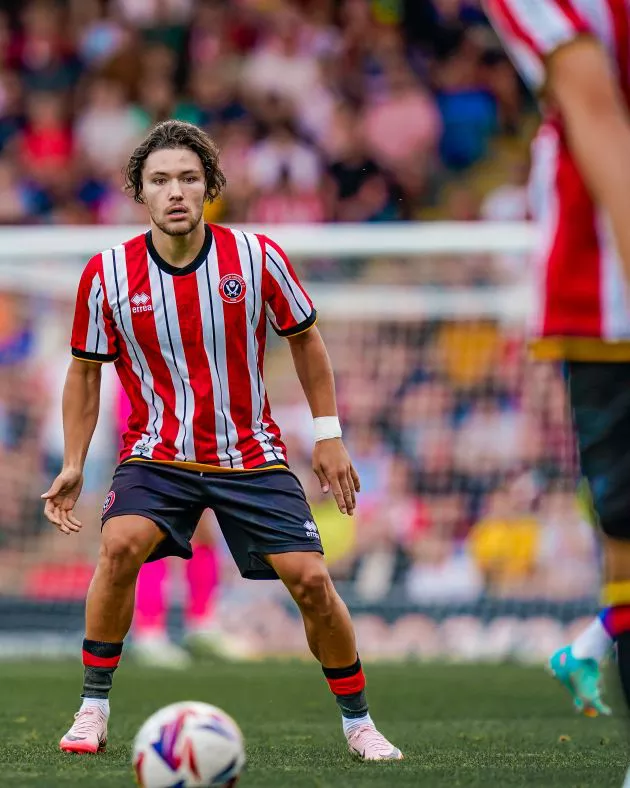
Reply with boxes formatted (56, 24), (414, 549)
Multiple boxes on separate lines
(132, 701), (245, 788)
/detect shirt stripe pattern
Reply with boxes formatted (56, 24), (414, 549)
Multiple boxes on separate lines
(71, 224), (314, 469)
(85, 273), (107, 356)
(484, 0), (630, 350)
(102, 244), (164, 459)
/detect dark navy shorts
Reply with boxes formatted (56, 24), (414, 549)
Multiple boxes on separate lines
(566, 362), (630, 539)
(101, 461), (323, 579)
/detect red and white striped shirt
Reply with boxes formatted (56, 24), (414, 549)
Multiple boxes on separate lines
(71, 224), (316, 470)
(484, 0), (630, 359)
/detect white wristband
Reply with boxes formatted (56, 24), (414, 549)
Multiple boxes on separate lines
(313, 416), (342, 442)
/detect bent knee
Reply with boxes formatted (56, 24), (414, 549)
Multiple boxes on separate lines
(289, 566), (334, 611)
(99, 523), (159, 577)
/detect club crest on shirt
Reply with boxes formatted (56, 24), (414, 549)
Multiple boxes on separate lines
(102, 490), (116, 515)
(218, 274), (246, 304)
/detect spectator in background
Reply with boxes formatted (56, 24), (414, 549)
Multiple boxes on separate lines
(75, 78), (143, 175)
(468, 485), (541, 597)
(11, 1), (79, 93)
(247, 165), (326, 224)
(20, 91), (72, 182)
(433, 31), (498, 171)
(362, 64), (441, 201)
(248, 118), (322, 194)
(241, 5), (321, 109)
(72, 0), (127, 69)
(326, 104), (402, 222)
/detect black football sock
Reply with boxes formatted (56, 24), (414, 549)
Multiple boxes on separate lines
(81, 639), (123, 700)
(322, 656), (369, 719)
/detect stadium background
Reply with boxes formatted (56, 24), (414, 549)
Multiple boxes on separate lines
(0, 0), (598, 662)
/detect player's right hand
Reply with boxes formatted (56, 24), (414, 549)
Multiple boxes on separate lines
(41, 468), (84, 534)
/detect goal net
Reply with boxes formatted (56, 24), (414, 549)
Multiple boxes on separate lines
(0, 223), (598, 662)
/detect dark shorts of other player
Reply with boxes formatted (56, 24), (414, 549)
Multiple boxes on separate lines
(566, 361), (630, 540)
(101, 461), (324, 579)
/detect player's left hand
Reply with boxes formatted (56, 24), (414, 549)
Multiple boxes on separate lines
(312, 439), (360, 516)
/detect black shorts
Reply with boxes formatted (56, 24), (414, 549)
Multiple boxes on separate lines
(566, 361), (630, 539)
(101, 461), (324, 579)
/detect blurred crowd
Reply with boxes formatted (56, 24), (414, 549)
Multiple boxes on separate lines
(0, 0), (598, 637)
(0, 0), (526, 226)
(0, 287), (599, 610)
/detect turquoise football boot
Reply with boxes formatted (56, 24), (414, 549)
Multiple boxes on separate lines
(548, 646), (611, 717)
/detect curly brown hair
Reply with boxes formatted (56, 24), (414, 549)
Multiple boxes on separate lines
(124, 120), (226, 203)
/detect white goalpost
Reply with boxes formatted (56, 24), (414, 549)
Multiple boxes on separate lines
(0, 222), (537, 320)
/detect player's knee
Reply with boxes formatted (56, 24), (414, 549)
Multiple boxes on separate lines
(290, 564), (334, 614)
(98, 533), (149, 582)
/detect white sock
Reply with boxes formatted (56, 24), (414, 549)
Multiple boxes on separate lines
(80, 698), (110, 717)
(342, 712), (373, 737)
(571, 616), (612, 662)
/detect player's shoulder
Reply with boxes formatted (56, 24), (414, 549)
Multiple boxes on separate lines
(209, 222), (265, 244)
(85, 231), (148, 272)
(208, 222), (286, 259)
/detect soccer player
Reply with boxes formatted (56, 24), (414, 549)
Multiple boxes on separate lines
(43, 120), (402, 761)
(483, 0), (630, 759)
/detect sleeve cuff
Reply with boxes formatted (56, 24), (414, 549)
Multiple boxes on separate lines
(275, 309), (317, 337)
(72, 348), (119, 363)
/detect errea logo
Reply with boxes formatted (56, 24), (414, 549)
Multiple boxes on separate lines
(131, 292), (152, 313)
(303, 520), (320, 540)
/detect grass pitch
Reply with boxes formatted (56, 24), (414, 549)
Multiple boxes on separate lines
(0, 660), (626, 787)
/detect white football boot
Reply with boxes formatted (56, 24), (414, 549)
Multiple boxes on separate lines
(59, 706), (108, 754)
(346, 724), (404, 761)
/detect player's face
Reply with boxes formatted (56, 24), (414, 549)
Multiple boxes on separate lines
(141, 148), (206, 236)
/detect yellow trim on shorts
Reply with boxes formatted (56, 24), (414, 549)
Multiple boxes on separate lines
(602, 581), (630, 607)
(123, 457), (289, 474)
(530, 337), (630, 362)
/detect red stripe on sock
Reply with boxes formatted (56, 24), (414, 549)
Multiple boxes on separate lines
(326, 668), (366, 696)
(82, 650), (121, 668)
(605, 606), (630, 638)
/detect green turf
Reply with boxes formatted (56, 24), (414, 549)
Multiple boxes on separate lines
(0, 660), (626, 787)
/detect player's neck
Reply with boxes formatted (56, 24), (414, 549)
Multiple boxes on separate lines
(150, 221), (207, 269)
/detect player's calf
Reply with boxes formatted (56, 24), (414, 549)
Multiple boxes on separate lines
(268, 552), (403, 761)
(60, 515), (164, 752)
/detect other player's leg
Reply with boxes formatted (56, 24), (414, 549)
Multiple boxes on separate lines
(182, 512), (250, 660)
(549, 613), (612, 716)
(60, 514), (165, 753)
(132, 558), (192, 669)
(560, 362), (630, 726)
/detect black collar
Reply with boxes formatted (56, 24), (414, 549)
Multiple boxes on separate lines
(146, 224), (213, 276)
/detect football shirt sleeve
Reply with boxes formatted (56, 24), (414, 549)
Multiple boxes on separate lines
(71, 254), (119, 363)
(484, 0), (591, 91)
(260, 235), (317, 337)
